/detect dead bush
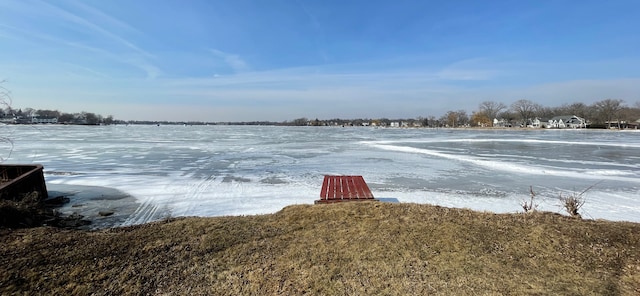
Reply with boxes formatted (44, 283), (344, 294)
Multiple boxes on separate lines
(521, 186), (538, 213)
(560, 193), (585, 218)
(559, 182), (600, 219)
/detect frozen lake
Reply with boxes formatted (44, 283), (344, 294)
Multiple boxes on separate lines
(2, 125), (639, 226)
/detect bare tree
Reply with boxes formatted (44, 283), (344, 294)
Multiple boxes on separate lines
(291, 117), (308, 126)
(23, 107), (35, 122)
(593, 99), (624, 128)
(440, 111), (457, 127)
(618, 106), (640, 126)
(36, 109), (61, 119)
(0, 80), (11, 110)
(440, 110), (470, 127)
(427, 115), (437, 128)
(511, 99), (541, 126)
(536, 106), (556, 120)
(456, 110), (469, 127)
(478, 101), (506, 126)
(1, 80), (13, 161)
(566, 102), (589, 118)
(81, 112), (100, 125)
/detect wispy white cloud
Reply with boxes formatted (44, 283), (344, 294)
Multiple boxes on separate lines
(13, 69), (640, 122)
(57, 62), (110, 79)
(436, 58), (499, 81)
(127, 59), (162, 80)
(0, 0), (161, 79)
(68, 0), (143, 35)
(0, 23), (57, 47)
(506, 78), (640, 104)
(296, 0), (331, 63)
(209, 49), (250, 73)
(144, 56), (640, 120)
(63, 42), (161, 79)
(169, 60), (419, 86)
(0, 1), (163, 79)
(36, 0), (153, 58)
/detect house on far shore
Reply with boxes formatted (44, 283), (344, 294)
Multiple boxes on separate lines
(0, 116), (16, 124)
(529, 118), (542, 128)
(547, 115), (587, 129)
(493, 118), (512, 127)
(31, 117), (58, 124)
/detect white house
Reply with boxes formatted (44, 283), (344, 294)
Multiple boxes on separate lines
(493, 118), (511, 127)
(547, 115), (587, 129)
(529, 118), (542, 128)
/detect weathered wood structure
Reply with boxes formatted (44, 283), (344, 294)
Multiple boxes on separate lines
(0, 164), (48, 201)
(315, 175), (376, 204)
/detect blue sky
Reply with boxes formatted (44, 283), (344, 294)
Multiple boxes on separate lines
(1, 0), (639, 121)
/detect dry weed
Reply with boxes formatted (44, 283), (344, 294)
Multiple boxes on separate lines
(559, 182), (601, 218)
(521, 186), (538, 213)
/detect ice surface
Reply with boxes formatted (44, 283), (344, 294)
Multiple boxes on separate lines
(2, 125), (639, 227)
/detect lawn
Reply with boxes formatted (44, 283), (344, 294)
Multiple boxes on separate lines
(2, 202), (639, 295)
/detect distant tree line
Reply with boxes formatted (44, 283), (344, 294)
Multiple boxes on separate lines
(1, 95), (638, 129)
(466, 99), (640, 128)
(420, 99), (640, 128)
(285, 99), (640, 129)
(0, 107), (115, 125)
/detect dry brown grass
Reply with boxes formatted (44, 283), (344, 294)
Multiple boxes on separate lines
(0, 192), (47, 228)
(1, 202), (639, 295)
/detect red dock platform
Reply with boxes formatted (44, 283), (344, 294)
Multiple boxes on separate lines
(315, 175), (376, 204)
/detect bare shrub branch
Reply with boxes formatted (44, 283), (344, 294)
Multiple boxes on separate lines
(0, 79), (12, 108)
(559, 181), (602, 218)
(559, 193), (585, 218)
(521, 186), (538, 213)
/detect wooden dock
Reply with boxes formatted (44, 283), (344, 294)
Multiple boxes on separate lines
(0, 164), (48, 201)
(315, 175), (376, 204)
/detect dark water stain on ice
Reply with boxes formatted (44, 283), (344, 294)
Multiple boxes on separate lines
(222, 175), (251, 183)
(260, 177), (288, 184)
(48, 184), (142, 229)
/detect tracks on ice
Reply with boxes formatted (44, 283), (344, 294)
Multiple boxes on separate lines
(121, 174), (223, 226)
(121, 197), (161, 227)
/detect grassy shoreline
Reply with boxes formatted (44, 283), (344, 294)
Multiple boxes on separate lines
(2, 202), (639, 295)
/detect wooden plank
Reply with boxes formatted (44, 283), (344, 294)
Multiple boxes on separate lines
(351, 176), (363, 198)
(342, 177), (350, 198)
(320, 175), (330, 200)
(330, 176), (338, 199)
(347, 176), (357, 199)
(362, 177), (373, 198)
(342, 176), (350, 199)
(354, 176), (373, 199)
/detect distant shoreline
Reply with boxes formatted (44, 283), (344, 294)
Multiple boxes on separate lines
(3, 122), (638, 131)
